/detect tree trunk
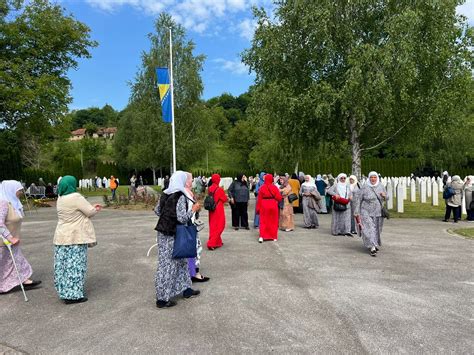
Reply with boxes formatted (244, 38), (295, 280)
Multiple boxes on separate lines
(350, 117), (362, 179)
(152, 168), (156, 185)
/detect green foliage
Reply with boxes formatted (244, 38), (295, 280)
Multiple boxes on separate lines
(242, 0), (474, 176)
(0, 0), (97, 130)
(70, 105), (118, 130)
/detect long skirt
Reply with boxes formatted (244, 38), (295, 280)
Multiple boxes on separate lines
(331, 207), (352, 235)
(254, 203), (260, 227)
(360, 215), (384, 248)
(259, 199), (279, 240)
(279, 203), (294, 230)
(155, 233), (191, 301)
(0, 245), (33, 293)
(208, 204), (225, 249)
(319, 195), (328, 213)
(54, 244), (88, 300)
(302, 197), (319, 228)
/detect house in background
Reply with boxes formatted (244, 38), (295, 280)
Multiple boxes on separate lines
(70, 127), (117, 141)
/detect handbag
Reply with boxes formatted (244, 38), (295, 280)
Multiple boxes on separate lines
(370, 188), (390, 219)
(172, 221), (198, 259)
(333, 203), (347, 211)
(287, 193), (298, 203)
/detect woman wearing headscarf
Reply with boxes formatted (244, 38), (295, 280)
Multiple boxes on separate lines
(256, 174), (282, 242)
(0, 181), (41, 294)
(443, 175), (464, 223)
(184, 173), (209, 283)
(353, 172), (388, 257)
(154, 171), (201, 308)
(299, 175), (321, 229)
(464, 176), (473, 221)
(279, 175), (295, 232)
(327, 173), (353, 236)
(349, 175), (361, 234)
(207, 174), (227, 250)
(315, 175), (328, 214)
(228, 173), (250, 230)
(253, 172), (266, 228)
(54, 176), (101, 304)
(289, 173), (302, 214)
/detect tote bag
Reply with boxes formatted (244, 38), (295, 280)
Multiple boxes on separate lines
(172, 222), (198, 259)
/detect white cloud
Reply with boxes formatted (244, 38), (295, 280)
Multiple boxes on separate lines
(214, 58), (249, 75)
(238, 18), (257, 40)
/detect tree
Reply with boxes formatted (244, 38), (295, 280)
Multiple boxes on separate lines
(0, 0), (97, 130)
(121, 13), (217, 173)
(243, 1), (473, 177)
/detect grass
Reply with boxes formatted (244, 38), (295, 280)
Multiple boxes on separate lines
(386, 192), (447, 219)
(449, 228), (474, 240)
(79, 185), (162, 197)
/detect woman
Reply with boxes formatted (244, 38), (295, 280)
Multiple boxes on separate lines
(327, 173), (353, 236)
(256, 174), (282, 242)
(110, 175), (118, 200)
(54, 175), (100, 304)
(253, 172), (266, 228)
(289, 174), (301, 213)
(0, 181), (41, 294)
(279, 176), (295, 232)
(184, 173), (209, 283)
(464, 176), (473, 221)
(349, 175), (361, 234)
(207, 174), (227, 250)
(353, 172), (388, 257)
(315, 175), (328, 214)
(300, 175), (321, 229)
(154, 171), (201, 308)
(443, 175), (464, 223)
(228, 174), (250, 230)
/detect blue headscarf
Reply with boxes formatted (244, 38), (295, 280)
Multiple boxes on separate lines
(255, 172), (266, 194)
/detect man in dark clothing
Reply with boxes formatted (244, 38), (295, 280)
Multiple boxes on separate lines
(163, 175), (170, 190)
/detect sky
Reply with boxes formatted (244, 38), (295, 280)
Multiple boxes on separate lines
(58, 0), (474, 112)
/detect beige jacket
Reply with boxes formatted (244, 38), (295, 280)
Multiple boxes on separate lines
(54, 193), (97, 245)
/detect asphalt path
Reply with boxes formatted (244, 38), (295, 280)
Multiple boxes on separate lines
(1, 197), (473, 354)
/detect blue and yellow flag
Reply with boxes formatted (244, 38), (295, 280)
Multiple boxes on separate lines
(156, 67), (172, 123)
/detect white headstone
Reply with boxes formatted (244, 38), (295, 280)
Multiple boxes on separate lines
(403, 177), (408, 200)
(438, 177), (443, 192)
(387, 181), (393, 210)
(410, 179), (416, 202)
(462, 190), (467, 215)
(427, 178), (432, 198)
(420, 178), (427, 203)
(393, 178), (398, 198)
(431, 181), (438, 206)
(397, 183), (404, 213)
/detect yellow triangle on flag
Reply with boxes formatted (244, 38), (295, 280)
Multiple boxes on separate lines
(158, 84), (170, 100)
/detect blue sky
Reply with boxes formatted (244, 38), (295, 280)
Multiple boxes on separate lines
(59, 0), (474, 112)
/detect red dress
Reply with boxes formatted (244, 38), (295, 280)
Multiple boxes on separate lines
(207, 174), (227, 249)
(256, 175), (282, 240)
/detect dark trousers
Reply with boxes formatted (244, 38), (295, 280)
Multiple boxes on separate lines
(444, 205), (461, 221)
(232, 202), (249, 228)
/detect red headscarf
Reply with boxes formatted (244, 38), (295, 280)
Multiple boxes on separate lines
(264, 174), (274, 185)
(209, 174), (221, 193)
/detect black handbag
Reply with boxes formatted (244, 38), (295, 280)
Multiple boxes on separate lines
(333, 203), (347, 211)
(172, 221), (198, 259)
(370, 188), (390, 219)
(287, 193), (298, 203)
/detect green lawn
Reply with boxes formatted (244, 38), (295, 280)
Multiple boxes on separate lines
(388, 192), (446, 219)
(449, 228), (474, 240)
(79, 185), (162, 197)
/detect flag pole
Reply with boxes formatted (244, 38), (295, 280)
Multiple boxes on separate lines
(169, 28), (177, 173)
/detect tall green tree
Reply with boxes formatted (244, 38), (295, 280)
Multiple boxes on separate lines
(0, 0), (97, 130)
(243, 0), (473, 177)
(119, 13), (217, 173)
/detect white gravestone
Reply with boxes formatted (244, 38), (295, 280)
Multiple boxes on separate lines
(462, 190), (467, 215)
(420, 179), (427, 203)
(387, 181), (393, 210)
(438, 177), (443, 192)
(403, 177), (408, 200)
(427, 178), (432, 198)
(410, 179), (416, 202)
(397, 183), (404, 213)
(432, 181), (438, 206)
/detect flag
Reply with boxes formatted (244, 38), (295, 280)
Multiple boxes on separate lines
(156, 67), (172, 123)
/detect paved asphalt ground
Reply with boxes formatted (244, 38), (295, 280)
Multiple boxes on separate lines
(1, 197), (472, 354)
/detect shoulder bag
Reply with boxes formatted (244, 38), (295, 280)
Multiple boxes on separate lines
(370, 187), (390, 219)
(173, 197), (198, 259)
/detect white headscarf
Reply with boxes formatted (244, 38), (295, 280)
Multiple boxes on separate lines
(465, 176), (473, 187)
(163, 171), (190, 197)
(0, 180), (24, 217)
(349, 175), (358, 191)
(316, 174), (322, 181)
(302, 175), (316, 188)
(336, 173), (348, 196)
(367, 171), (380, 187)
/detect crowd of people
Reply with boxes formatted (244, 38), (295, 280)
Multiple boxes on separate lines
(0, 170), (472, 309)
